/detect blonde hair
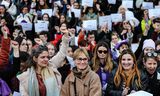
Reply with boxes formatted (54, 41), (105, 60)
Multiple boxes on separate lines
(73, 48), (90, 60)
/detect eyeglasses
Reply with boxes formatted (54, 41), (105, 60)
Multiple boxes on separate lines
(146, 52), (158, 57)
(98, 50), (108, 54)
(76, 58), (88, 62)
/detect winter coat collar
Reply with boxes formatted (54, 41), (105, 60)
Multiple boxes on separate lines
(69, 65), (91, 82)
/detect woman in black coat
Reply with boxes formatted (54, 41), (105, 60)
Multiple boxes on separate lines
(105, 49), (147, 96)
(143, 51), (160, 96)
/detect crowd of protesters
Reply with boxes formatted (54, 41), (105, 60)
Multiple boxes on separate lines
(0, 0), (160, 96)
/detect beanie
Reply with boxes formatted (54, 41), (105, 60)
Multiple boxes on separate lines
(142, 39), (155, 50)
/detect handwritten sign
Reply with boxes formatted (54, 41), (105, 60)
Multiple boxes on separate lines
(41, 9), (53, 17)
(82, 0), (94, 7)
(111, 13), (122, 22)
(99, 15), (112, 30)
(21, 23), (32, 31)
(142, 2), (154, 9)
(83, 20), (97, 30)
(34, 21), (49, 32)
(122, 0), (133, 8)
(149, 9), (160, 18)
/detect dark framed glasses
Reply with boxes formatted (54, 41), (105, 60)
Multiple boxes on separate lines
(76, 58), (88, 62)
(146, 52), (158, 57)
(98, 50), (108, 54)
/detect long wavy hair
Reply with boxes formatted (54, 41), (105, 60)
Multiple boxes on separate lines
(114, 49), (142, 88)
(92, 41), (113, 72)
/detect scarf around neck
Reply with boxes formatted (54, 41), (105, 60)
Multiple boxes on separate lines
(28, 66), (60, 96)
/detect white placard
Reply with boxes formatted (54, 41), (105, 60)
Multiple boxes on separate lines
(131, 43), (138, 53)
(69, 8), (81, 18)
(54, 1), (62, 7)
(122, 0), (133, 8)
(142, 2), (154, 9)
(83, 20), (97, 30)
(99, 15), (112, 31)
(149, 9), (160, 18)
(13, 91), (21, 96)
(82, 0), (94, 7)
(34, 21), (49, 32)
(127, 91), (153, 96)
(111, 13), (122, 22)
(125, 11), (134, 20)
(155, 6), (160, 9)
(41, 9), (53, 17)
(20, 23), (32, 31)
(108, 0), (116, 4)
(1, 0), (10, 8)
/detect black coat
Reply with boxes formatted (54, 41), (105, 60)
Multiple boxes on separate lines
(105, 69), (148, 96)
(144, 71), (160, 96)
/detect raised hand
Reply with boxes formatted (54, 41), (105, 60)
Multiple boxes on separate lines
(11, 40), (19, 50)
(1, 26), (9, 39)
(34, 38), (44, 45)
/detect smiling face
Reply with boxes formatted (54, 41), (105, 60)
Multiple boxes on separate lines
(121, 53), (134, 71)
(144, 47), (154, 55)
(144, 58), (157, 75)
(75, 52), (88, 71)
(36, 51), (49, 68)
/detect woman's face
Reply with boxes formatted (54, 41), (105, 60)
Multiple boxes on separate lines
(144, 58), (157, 75)
(36, 51), (49, 68)
(119, 7), (126, 15)
(67, 47), (73, 57)
(75, 52), (88, 70)
(60, 23), (67, 31)
(121, 53), (134, 71)
(43, 14), (49, 21)
(123, 21), (129, 29)
(88, 8), (94, 13)
(60, 15), (65, 23)
(22, 7), (28, 14)
(144, 47), (154, 55)
(47, 44), (55, 57)
(144, 10), (148, 16)
(112, 35), (119, 44)
(39, 0), (45, 5)
(97, 46), (108, 59)
(20, 39), (28, 52)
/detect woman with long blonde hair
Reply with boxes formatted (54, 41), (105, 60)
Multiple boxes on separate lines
(106, 49), (146, 96)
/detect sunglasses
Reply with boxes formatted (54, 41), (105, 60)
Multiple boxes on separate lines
(146, 52), (158, 57)
(98, 50), (108, 54)
(76, 58), (88, 62)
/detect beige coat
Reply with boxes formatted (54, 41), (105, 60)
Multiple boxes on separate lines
(60, 66), (102, 96)
(17, 35), (69, 96)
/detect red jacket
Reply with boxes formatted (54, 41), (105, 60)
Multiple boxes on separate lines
(0, 37), (10, 69)
(51, 34), (63, 46)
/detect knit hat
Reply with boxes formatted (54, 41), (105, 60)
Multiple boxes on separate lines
(142, 39), (155, 50)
